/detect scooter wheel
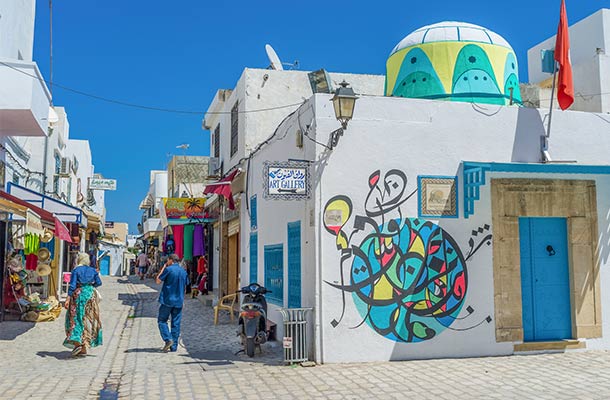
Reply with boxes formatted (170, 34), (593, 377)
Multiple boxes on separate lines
(246, 337), (255, 357)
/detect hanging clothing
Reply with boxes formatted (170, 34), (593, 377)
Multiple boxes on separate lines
(197, 256), (207, 275)
(183, 224), (194, 261)
(193, 225), (205, 257)
(25, 254), (38, 271)
(173, 225), (184, 259)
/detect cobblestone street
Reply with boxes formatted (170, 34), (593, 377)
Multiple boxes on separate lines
(2, 276), (610, 399)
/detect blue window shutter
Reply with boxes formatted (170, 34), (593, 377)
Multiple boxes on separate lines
(249, 232), (258, 284)
(250, 196), (257, 230)
(287, 221), (301, 308)
(264, 244), (284, 305)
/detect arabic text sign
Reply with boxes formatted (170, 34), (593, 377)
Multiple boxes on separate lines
(163, 198), (206, 219)
(89, 178), (117, 191)
(267, 167), (307, 196)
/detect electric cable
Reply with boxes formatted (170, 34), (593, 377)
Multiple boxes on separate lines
(0, 61), (303, 116)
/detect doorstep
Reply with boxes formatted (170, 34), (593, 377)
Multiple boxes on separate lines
(514, 339), (585, 352)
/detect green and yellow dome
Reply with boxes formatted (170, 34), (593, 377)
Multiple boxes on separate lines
(386, 21), (521, 105)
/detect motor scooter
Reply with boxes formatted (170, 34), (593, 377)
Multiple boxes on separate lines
(238, 283), (271, 357)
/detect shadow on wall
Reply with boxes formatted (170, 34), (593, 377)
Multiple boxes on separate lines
(597, 197), (610, 268)
(511, 107), (546, 163)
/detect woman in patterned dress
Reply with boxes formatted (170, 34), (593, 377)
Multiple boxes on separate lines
(64, 252), (103, 356)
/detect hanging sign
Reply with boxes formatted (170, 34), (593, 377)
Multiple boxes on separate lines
(25, 209), (44, 236)
(89, 178), (117, 191)
(163, 198), (206, 220)
(264, 161), (310, 200)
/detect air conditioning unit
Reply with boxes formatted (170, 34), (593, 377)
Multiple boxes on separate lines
(208, 157), (221, 177)
(59, 157), (71, 176)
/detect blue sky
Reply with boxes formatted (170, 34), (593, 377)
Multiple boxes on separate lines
(32, 1), (607, 233)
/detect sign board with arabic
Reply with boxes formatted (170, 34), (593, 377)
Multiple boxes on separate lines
(163, 198), (206, 220)
(264, 161), (310, 200)
(89, 178), (117, 191)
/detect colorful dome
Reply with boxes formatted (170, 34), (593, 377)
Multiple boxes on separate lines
(385, 21), (522, 106)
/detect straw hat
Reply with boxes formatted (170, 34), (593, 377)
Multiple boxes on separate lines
(41, 229), (54, 243)
(36, 263), (52, 277)
(38, 247), (51, 262)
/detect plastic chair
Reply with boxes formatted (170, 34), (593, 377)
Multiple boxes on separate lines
(62, 272), (71, 294)
(213, 293), (237, 325)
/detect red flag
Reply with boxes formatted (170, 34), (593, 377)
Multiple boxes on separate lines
(54, 217), (73, 243)
(554, 0), (574, 110)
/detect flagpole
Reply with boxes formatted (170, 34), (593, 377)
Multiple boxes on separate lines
(543, 62), (558, 163)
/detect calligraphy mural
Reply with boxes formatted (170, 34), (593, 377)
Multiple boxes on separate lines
(323, 169), (492, 343)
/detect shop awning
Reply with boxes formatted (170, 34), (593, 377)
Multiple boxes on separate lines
(203, 169), (239, 210)
(82, 208), (104, 234)
(7, 183), (83, 224)
(139, 193), (154, 210)
(0, 197), (28, 218)
(0, 190), (54, 225)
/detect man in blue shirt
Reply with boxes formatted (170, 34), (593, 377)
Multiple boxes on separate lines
(156, 253), (189, 352)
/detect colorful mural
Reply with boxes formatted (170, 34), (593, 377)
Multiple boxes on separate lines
(386, 22), (522, 106)
(323, 169), (492, 343)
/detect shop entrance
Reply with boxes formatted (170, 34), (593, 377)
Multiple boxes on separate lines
(227, 233), (240, 295)
(99, 255), (110, 276)
(519, 217), (572, 341)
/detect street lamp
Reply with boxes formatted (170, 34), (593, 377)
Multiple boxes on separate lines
(329, 81), (358, 149)
(331, 80), (357, 129)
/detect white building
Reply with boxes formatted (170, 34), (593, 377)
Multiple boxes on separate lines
(139, 170), (168, 238)
(0, 0), (52, 189)
(205, 14), (610, 363)
(527, 8), (610, 113)
(203, 68), (384, 297)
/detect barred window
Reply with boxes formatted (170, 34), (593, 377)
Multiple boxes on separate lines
(230, 102), (238, 157)
(214, 124), (220, 158)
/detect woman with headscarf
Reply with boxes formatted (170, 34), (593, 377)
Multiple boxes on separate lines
(64, 252), (103, 356)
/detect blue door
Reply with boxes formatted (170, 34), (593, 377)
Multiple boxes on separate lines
(287, 221), (301, 308)
(519, 217), (571, 341)
(264, 244), (284, 306)
(100, 256), (110, 276)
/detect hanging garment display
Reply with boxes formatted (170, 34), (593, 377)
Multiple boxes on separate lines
(193, 224), (205, 257)
(173, 225), (184, 259)
(183, 225), (194, 261)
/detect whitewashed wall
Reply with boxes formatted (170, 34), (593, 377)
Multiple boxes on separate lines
(0, 0), (35, 61)
(310, 95), (610, 362)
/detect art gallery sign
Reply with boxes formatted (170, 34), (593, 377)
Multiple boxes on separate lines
(89, 178), (117, 191)
(264, 161), (310, 200)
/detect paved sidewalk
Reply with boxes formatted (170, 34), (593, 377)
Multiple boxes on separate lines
(0, 277), (133, 400)
(3, 275), (610, 399)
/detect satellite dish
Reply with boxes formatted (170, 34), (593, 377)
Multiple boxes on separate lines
(48, 106), (59, 123)
(265, 44), (284, 71)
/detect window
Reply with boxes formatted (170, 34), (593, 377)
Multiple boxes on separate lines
(12, 172), (19, 185)
(53, 154), (61, 194)
(287, 221), (302, 308)
(249, 232), (258, 284)
(230, 102), (238, 157)
(214, 124), (220, 159)
(264, 244), (283, 305)
(250, 195), (257, 230)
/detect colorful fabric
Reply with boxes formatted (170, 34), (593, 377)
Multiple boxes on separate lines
(64, 285), (103, 349)
(173, 225), (184, 259)
(193, 225), (205, 257)
(197, 256), (207, 275)
(25, 254), (38, 271)
(183, 224), (194, 261)
(54, 217), (73, 243)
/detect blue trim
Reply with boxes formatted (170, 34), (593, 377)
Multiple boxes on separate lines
(7, 182), (83, 224)
(417, 175), (459, 219)
(287, 221), (301, 308)
(462, 161), (610, 218)
(249, 232), (258, 284)
(264, 244), (284, 306)
(250, 195), (257, 230)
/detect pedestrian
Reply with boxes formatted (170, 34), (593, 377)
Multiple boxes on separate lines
(136, 251), (150, 280)
(64, 252), (103, 357)
(156, 253), (189, 352)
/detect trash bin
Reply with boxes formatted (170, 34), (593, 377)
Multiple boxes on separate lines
(279, 308), (313, 364)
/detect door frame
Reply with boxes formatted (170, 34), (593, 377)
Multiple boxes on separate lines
(491, 178), (601, 342)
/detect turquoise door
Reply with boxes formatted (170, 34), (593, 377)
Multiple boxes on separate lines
(100, 256), (110, 276)
(519, 217), (571, 341)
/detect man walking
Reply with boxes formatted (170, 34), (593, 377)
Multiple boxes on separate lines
(136, 251), (150, 280)
(156, 254), (189, 352)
